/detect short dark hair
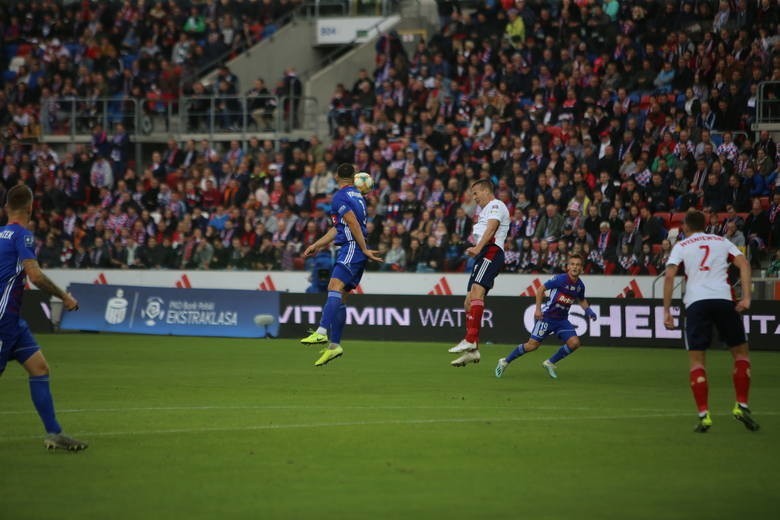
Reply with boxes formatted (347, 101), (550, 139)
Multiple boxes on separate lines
(471, 179), (493, 192)
(684, 210), (706, 232)
(6, 184), (33, 212)
(336, 163), (356, 179)
(568, 253), (584, 262)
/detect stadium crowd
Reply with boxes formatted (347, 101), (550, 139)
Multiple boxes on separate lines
(0, 0), (779, 277)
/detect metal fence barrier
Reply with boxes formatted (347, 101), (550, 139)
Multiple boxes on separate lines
(40, 94), (319, 141)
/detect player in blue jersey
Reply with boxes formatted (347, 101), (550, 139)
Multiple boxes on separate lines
(495, 254), (598, 379)
(300, 163), (382, 366)
(0, 185), (87, 450)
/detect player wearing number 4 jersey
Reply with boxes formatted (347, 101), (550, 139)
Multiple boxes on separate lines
(663, 210), (759, 433)
(495, 254), (598, 379)
(449, 180), (510, 367)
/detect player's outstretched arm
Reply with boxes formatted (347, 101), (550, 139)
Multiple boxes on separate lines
(662, 264), (679, 329)
(23, 259), (79, 311)
(466, 219), (499, 257)
(302, 227), (337, 258)
(342, 210), (382, 262)
(732, 254), (752, 312)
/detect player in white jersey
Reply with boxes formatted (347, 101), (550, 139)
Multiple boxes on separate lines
(450, 179), (511, 367)
(663, 210), (759, 433)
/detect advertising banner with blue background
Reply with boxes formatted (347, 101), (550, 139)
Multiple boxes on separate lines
(61, 284), (279, 338)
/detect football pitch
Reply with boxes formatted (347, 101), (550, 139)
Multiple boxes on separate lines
(0, 334), (777, 520)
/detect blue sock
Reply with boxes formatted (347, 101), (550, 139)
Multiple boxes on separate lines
(330, 304), (347, 345)
(548, 345), (573, 364)
(29, 375), (62, 434)
(319, 291), (342, 331)
(505, 344), (526, 363)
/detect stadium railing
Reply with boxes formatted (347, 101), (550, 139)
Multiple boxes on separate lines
(38, 94), (320, 142)
(754, 81), (780, 130)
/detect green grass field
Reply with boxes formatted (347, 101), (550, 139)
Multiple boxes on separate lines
(0, 334), (778, 520)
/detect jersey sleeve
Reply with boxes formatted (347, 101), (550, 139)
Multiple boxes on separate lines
(578, 282), (586, 300)
(666, 243), (683, 267)
(727, 241), (744, 260)
(543, 275), (561, 290)
(15, 229), (37, 261)
(335, 192), (353, 217)
(486, 201), (506, 222)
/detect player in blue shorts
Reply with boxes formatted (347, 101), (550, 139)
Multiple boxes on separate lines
(300, 163), (382, 366)
(0, 185), (87, 450)
(495, 253), (598, 379)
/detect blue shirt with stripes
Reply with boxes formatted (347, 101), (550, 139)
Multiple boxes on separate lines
(330, 185), (368, 247)
(541, 274), (586, 321)
(0, 223), (35, 325)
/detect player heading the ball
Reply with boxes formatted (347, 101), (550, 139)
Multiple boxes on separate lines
(449, 180), (511, 367)
(300, 163), (382, 366)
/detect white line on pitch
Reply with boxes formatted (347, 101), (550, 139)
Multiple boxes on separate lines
(0, 404), (681, 415)
(0, 413), (696, 442)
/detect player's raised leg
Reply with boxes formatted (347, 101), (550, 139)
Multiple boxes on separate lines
(450, 280), (486, 366)
(449, 287), (485, 354)
(22, 350), (87, 451)
(300, 289), (341, 345)
(315, 301), (347, 367)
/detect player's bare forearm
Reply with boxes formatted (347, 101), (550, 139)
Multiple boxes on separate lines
(473, 219), (500, 253)
(24, 260), (75, 310)
(305, 228), (336, 256)
(34, 273), (67, 300)
(316, 228), (337, 248)
(733, 254), (752, 309)
(663, 265), (678, 312)
(535, 289), (545, 310)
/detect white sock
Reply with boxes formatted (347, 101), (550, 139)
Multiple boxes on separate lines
(316, 326), (327, 335)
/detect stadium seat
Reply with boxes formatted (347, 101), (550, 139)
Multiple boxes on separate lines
(652, 244), (663, 255)
(760, 196), (770, 210)
(654, 212), (671, 227)
(549, 242), (558, 252)
(716, 212), (729, 223)
(736, 212), (749, 222)
(4, 43), (18, 61)
(670, 212), (686, 227)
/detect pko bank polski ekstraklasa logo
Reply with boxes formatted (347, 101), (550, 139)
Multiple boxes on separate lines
(142, 296), (166, 326)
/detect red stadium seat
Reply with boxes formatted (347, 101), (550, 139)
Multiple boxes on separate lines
(652, 244), (663, 255)
(759, 196), (770, 210)
(670, 212), (686, 227)
(654, 212), (671, 227)
(716, 212), (729, 223)
(549, 242), (558, 252)
(736, 212), (749, 222)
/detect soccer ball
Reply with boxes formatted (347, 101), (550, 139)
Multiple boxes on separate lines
(353, 172), (374, 194)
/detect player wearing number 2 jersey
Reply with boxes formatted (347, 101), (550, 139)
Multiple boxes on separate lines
(663, 210), (759, 433)
(494, 254), (598, 379)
